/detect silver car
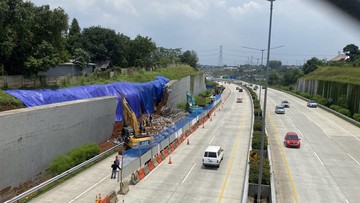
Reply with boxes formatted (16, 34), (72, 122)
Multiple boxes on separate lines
(275, 105), (285, 114)
(307, 100), (317, 108)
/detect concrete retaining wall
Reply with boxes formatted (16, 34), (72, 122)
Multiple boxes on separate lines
(167, 74), (206, 109)
(0, 97), (117, 192)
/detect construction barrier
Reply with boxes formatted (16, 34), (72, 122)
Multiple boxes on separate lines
(175, 138), (179, 147)
(170, 143), (175, 152)
(138, 168), (145, 180)
(130, 171), (139, 185)
(118, 180), (130, 195)
(147, 160), (155, 171)
(144, 165), (150, 175)
(163, 147), (169, 157)
(152, 157), (159, 167)
(156, 154), (162, 164)
(108, 190), (118, 203)
(100, 195), (110, 203)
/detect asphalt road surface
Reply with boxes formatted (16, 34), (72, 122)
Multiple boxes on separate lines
(30, 83), (253, 203)
(261, 88), (360, 203)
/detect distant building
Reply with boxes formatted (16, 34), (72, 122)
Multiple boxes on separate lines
(330, 54), (349, 62)
(39, 62), (96, 77)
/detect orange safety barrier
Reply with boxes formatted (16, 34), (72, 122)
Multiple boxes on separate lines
(147, 160), (155, 171)
(163, 148), (169, 157)
(185, 130), (190, 137)
(170, 143), (175, 152)
(180, 135), (184, 142)
(138, 168), (145, 180)
(100, 196), (110, 203)
(156, 154), (163, 164)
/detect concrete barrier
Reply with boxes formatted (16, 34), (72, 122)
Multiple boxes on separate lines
(130, 172), (139, 185)
(118, 181), (130, 195)
(108, 190), (118, 203)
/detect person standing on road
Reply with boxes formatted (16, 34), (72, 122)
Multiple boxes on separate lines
(111, 161), (121, 179)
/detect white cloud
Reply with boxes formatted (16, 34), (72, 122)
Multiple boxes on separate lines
(227, 1), (263, 18)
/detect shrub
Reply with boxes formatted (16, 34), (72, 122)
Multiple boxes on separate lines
(252, 131), (268, 150)
(249, 158), (270, 185)
(312, 95), (328, 105)
(353, 113), (360, 122)
(47, 143), (100, 175)
(253, 120), (262, 131)
(330, 105), (351, 117)
(299, 92), (311, 99)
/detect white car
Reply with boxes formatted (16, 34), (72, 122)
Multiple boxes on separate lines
(307, 100), (317, 108)
(275, 105), (285, 114)
(203, 146), (224, 167)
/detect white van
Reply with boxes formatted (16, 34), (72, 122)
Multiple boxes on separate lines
(202, 146), (224, 167)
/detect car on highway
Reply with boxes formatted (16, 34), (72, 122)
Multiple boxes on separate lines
(203, 146), (224, 167)
(239, 88), (243, 92)
(281, 100), (290, 108)
(284, 132), (301, 148)
(237, 97), (243, 103)
(307, 100), (317, 108)
(275, 105), (285, 114)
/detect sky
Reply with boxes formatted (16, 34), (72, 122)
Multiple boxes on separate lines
(29, 0), (360, 66)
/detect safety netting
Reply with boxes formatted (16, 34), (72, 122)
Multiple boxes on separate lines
(5, 76), (170, 121)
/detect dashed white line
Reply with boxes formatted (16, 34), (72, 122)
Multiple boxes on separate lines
(181, 163), (196, 184)
(313, 152), (324, 166)
(209, 135), (216, 144)
(348, 154), (360, 166)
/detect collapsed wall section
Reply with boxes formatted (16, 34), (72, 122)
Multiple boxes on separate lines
(0, 96), (117, 193)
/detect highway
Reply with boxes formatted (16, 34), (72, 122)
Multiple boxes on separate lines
(30, 83), (253, 203)
(260, 88), (360, 203)
(121, 83), (252, 202)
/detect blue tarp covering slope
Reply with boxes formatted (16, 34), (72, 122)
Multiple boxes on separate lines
(5, 76), (170, 121)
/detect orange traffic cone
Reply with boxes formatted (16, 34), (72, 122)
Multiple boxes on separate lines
(202, 121), (204, 128)
(168, 156), (172, 164)
(98, 193), (102, 202)
(187, 139), (190, 145)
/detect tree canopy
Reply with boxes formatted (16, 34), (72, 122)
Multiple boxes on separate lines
(0, 0), (199, 77)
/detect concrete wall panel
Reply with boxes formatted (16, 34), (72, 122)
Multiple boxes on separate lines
(0, 97), (117, 191)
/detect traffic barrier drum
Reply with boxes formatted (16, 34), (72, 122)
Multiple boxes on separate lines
(138, 168), (145, 180)
(147, 160), (155, 171)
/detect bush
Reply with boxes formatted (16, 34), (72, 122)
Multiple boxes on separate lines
(253, 120), (262, 131)
(353, 113), (360, 122)
(299, 92), (311, 99)
(312, 95), (328, 105)
(47, 143), (100, 175)
(254, 108), (262, 117)
(249, 158), (270, 185)
(252, 131), (268, 150)
(330, 105), (351, 117)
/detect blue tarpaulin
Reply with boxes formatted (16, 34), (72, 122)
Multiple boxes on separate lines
(5, 76), (170, 121)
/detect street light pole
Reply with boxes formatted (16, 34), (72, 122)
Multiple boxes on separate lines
(257, 0), (275, 202)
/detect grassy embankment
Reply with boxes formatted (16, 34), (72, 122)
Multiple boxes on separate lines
(302, 66), (360, 85)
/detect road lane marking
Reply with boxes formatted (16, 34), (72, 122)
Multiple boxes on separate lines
(314, 152), (324, 166)
(348, 154), (360, 166)
(209, 135), (216, 144)
(217, 112), (244, 203)
(181, 163), (196, 183)
(68, 174), (110, 203)
(314, 111), (360, 142)
(269, 116), (299, 203)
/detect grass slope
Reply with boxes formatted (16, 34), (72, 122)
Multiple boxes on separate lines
(302, 66), (360, 85)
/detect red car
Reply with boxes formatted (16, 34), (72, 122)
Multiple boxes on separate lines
(284, 132), (301, 148)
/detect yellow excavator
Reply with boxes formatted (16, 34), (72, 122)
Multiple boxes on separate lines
(121, 95), (153, 148)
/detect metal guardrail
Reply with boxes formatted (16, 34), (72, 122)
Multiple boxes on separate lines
(5, 145), (120, 203)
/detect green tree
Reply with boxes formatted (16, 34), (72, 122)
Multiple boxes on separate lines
(281, 68), (303, 86)
(343, 44), (360, 61)
(269, 71), (280, 85)
(128, 35), (156, 69)
(66, 18), (84, 56)
(82, 26), (129, 67)
(24, 40), (61, 76)
(180, 50), (199, 68)
(302, 57), (324, 75)
(73, 48), (90, 70)
(268, 60), (282, 69)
